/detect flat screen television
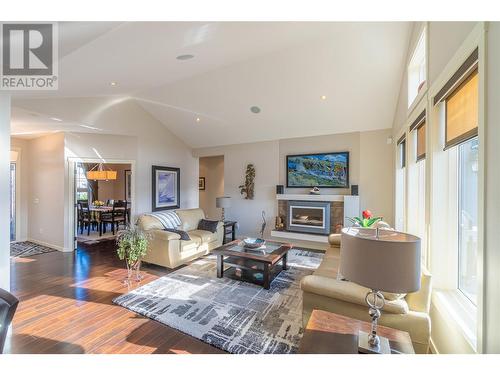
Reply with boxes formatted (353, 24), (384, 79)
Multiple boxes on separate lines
(286, 152), (349, 188)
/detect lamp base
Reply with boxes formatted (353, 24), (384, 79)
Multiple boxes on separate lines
(358, 330), (391, 354)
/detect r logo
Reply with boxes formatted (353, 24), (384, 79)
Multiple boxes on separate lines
(2, 23), (53, 75)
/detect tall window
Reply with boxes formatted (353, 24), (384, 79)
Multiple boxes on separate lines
(458, 137), (478, 304)
(76, 165), (89, 202)
(435, 49), (479, 304)
(408, 111), (426, 264)
(408, 28), (427, 107)
(395, 135), (407, 231)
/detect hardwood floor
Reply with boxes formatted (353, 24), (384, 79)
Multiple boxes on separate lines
(6, 240), (223, 354)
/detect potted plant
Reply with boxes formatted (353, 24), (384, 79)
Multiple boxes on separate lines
(116, 226), (149, 283)
(347, 209), (383, 228)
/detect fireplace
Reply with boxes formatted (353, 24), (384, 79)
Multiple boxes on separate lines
(286, 201), (331, 235)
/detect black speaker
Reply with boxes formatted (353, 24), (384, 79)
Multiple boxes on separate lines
(351, 185), (358, 196)
(276, 185), (284, 194)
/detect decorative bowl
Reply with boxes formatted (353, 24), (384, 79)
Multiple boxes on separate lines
(242, 238), (266, 249)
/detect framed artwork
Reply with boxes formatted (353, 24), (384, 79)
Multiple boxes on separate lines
(199, 177), (206, 190)
(125, 170), (132, 202)
(286, 151), (349, 188)
(152, 165), (180, 211)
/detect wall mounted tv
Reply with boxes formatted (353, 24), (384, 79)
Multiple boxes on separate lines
(286, 152), (349, 188)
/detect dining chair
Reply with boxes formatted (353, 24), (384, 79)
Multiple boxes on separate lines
(101, 200), (127, 235)
(78, 201), (95, 236)
(0, 288), (19, 354)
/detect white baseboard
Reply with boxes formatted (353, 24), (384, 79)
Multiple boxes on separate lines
(27, 238), (66, 252)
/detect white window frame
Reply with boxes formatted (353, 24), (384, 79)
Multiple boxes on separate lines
(407, 25), (428, 111)
(427, 23), (486, 353)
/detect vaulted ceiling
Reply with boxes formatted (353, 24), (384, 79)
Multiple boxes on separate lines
(11, 22), (412, 147)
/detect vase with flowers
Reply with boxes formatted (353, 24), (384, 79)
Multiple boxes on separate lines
(347, 209), (383, 228)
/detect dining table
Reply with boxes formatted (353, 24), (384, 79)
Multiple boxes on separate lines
(89, 205), (126, 236)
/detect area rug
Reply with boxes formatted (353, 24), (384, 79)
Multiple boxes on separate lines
(10, 241), (57, 258)
(113, 249), (323, 354)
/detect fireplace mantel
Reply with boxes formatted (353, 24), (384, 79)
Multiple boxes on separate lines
(276, 194), (347, 202)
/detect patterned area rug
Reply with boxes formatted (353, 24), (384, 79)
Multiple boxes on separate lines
(10, 241), (57, 257)
(113, 249), (323, 354)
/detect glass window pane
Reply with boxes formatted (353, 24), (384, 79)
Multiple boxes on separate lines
(458, 137), (478, 304)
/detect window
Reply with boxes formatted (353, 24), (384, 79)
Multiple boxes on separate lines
(458, 137), (478, 304)
(76, 165), (89, 202)
(395, 135), (407, 231)
(408, 111), (427, 264)
(435, 52), (479, 305)
(408, 29), (427, 107)
(398, 135), (406, 168)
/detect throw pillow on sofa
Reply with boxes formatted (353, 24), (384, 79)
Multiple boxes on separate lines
(163, 228), (191, 241)
(197, 219), (219, 233)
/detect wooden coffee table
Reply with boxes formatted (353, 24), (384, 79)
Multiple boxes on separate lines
(212, 240), (292, 289)
(298, 310), (415, 354)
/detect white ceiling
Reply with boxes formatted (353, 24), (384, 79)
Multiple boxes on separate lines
(11, 22), (412, 147)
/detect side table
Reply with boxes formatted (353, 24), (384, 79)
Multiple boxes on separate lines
(222, 221), (237, 244)
(298, 310), (415, 354)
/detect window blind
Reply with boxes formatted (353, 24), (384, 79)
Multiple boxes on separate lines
(410, 110), (426, 161)
(445, 69), (478, 149)
(416, 122), (426, 161)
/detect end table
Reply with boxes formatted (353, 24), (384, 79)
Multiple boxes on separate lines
(298, 310), (415, 354)
(222, 221), (237, 244)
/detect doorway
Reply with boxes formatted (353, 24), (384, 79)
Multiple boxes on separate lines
(199, 155), (224, 220)
(69, 159), (135, 250)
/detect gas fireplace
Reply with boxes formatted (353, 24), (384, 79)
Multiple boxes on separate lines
(286, 201), (331, 235)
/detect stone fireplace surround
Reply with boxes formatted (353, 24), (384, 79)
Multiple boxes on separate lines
(272, 194), (360, 243)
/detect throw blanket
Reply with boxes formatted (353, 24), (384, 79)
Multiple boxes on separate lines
(146, 211), (181, 229)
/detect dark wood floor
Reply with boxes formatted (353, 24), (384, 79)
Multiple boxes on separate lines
(6, 240), (223, 354)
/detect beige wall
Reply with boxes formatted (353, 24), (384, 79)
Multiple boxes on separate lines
(195, 140), (279, 238)
(195, 129), (394, 238)
(359, 129), (394, 225)
(199, 156), (224, 220)
(10, 137), (29, 242)
(26, 133), (66, 250)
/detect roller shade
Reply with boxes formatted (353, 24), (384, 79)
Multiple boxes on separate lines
(410, 110), (426, 161)
(445, 69), (478, 149)
(416, 122), (426, 161)
(434, 48), (478, 106)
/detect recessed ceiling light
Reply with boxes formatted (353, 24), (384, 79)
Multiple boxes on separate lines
(50, 117), (62, 122)
(250, 106), (261, 114)
(320, 95), (327, 100)
(110, 81), (117, 86)
(196, 117), (201, 123)
(176, 54), (195, 61)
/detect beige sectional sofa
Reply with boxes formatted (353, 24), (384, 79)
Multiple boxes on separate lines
(136, 208), (223, 269)
(301, 234), (432, 354)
